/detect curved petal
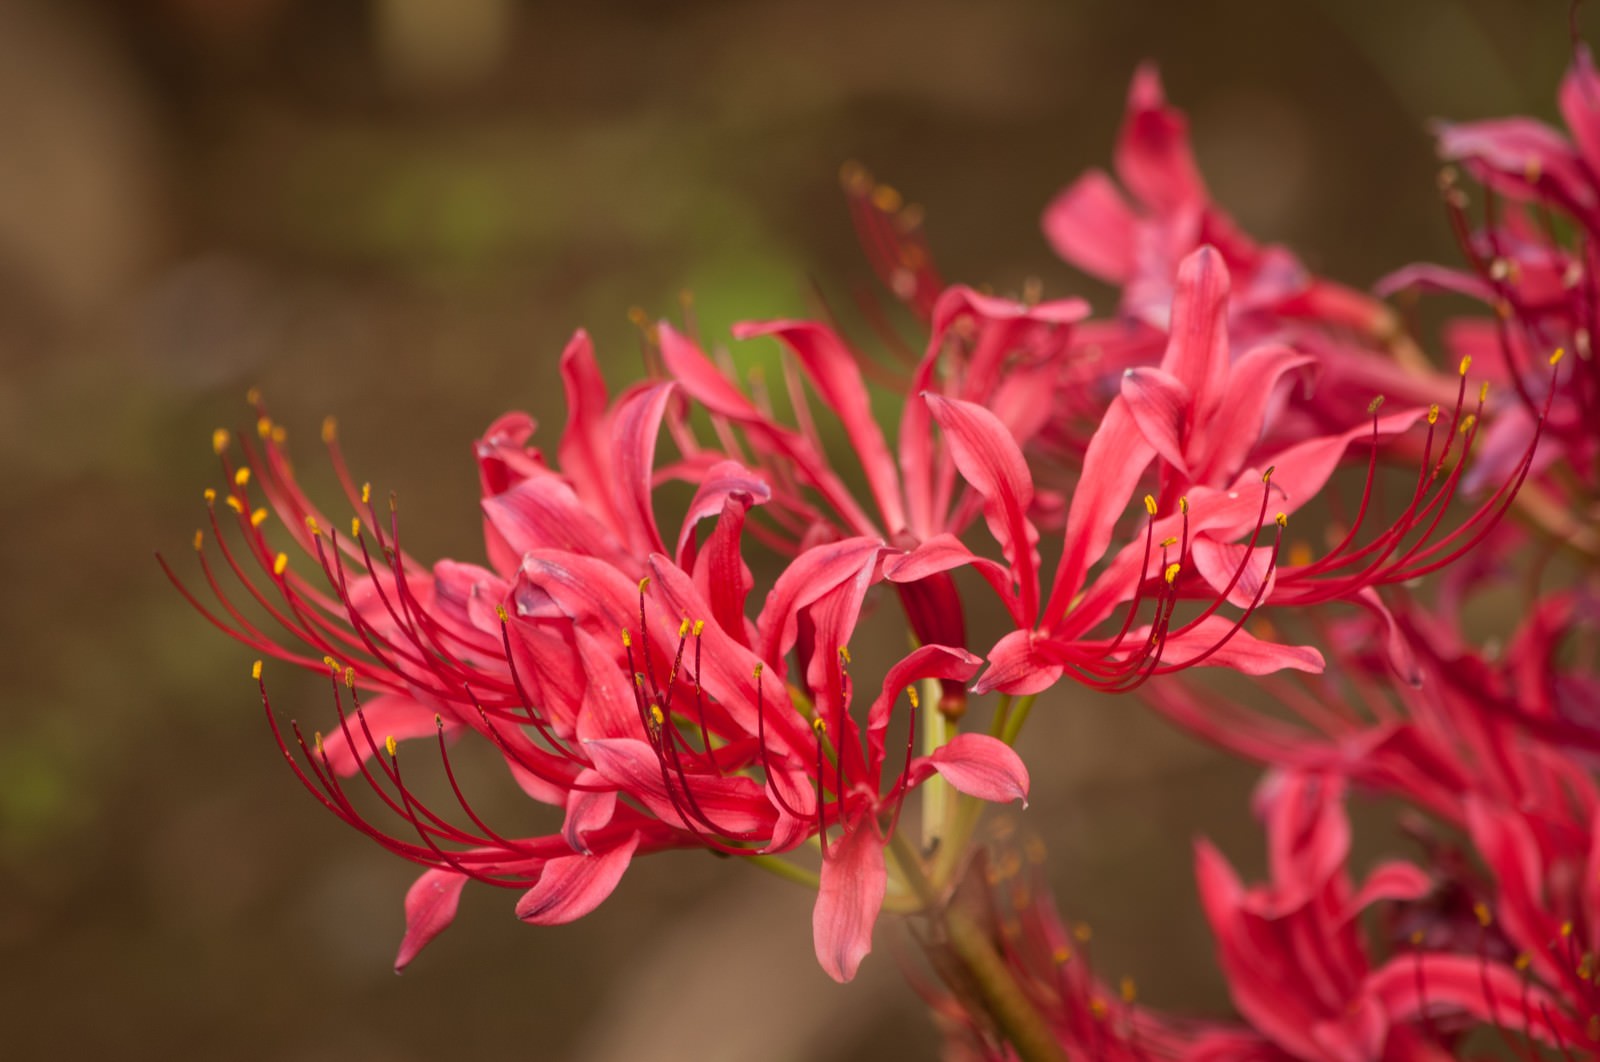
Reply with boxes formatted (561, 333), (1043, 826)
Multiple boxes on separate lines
(609, 382), (675, 558)
(395, 868), (469, 972)
(813, 816), (887, 983)
(1042, 169), (1138, 282)
(515, 832), (640, 925)
(909, 733), (1029, 806)
(1119, 366), (1192, 476)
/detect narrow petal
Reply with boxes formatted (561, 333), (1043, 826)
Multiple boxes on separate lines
(909, 733), (1029, 806)
(1190, 536), (1277, 610)
(972, 629), (1064, 696)
(864, 643), (982, 785)
(1192, 343), (1318, 484)
(924, 394), (1040, 621)
(321, 693), (453, 776)
(609, 382), (675, 558)
(813, 817), (887, 983)
(515, 832), (640, 925)
(1345, 861), (1431, 923)
(1115, 63), (1207, 215)
(556, 329), (614, 518)
(673, 459), (770, 566)
(483, 474), (630, 575)
(395, 868), (469, 971)
(735, 319), (905, 534)
(562, 769), (617, 854)
(1159, 246), (1232, 425)
(1042, 169), (1138, 282)
(1561, 45), (1600, 184)
(1119, 366), (1192, 475)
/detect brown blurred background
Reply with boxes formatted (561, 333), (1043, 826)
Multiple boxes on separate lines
(0, 1), (1576, 1059)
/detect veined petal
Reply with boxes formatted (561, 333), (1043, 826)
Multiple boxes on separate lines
(1160, 246), (1231, 426)
(865, 643), (982, 786)
(515, 832), (640, 925)
(924, 394), (1040, 622)
(909, 733), (1029, 806)
(1042, 169), (1138, 282)
(813, 815), (887, 983)
(1194, 343), (1318, 484)
(883, 533), (1024, 625)
(755, 536), (885, 676)
(1115, 63), (1208, 215)
(483, 474), (630, 576)
(1153, 616), (1324, 676)
(321, 693), (455, 776)
(1190, 536), (1277, 610)
(562, 769), (616, 854)
(972, 628), (1064, 696)
(735, 319), (905, 534)
(556, 329), (613, 518)
(1119, 366), (1192, 476)
(609, 382), (675, 558)
(395, 868), (468, 972)
(674, 459), (770, 566)
(583, 737), (777, 836)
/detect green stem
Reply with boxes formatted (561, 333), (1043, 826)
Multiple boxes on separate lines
(743, 854), (821, 890)
(989, 693), (1014, 738)
(998, 694), (1036, 746)
(920, 676), (953, 851)
(886, 831), (1069, 1062)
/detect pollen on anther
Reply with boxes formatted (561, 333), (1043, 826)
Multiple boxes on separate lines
(1178, 497), (1189, 514)
(621, 628), (632, 648)
(1427, 404), (1440, 425)
(812, 717), (827, 737)
(305, 516), (321, 536)
(1460, 414), (1477, 434)
(193, 530), (204, 551)
(350, 517), (361, 537)
(321, 416), (338, 444)
(649, 704), (665, 727)
(1474, 902), (1493, 927)
(495, 604), (508, 623)
(1552, 347), (1567, 366)
(692, 619), (705, 637)
(343, 667), (355, 688)
(225, 496), (245, 515)
(233, 468), (251, 488)
(678, 618), (691, 638)
(203, 487), (217, 503)
(839, 646), (852, 665)
(1275, 512), (1288, 528)
(1262, 465), (1275, 483)
(1143, 494), (1157, 516)
(1164, 562), (1181, 585)
(211, 429), (230, 454)
(360, 482), (372, 504)
(1160, 536), (1178, 548)
(1478, 381), (1489, 403)
(323, 655), (339, 671)
(273, 552), (288, 576)
(906, 685), (919, 709)
(1368, 395), (1385, 414)
(1458, 355), (1472, 376)
(752, 662), (764, 679)
(251, 508), (269, 528)
(385, 734), (398, 758)
(251, 660), (263, 680)
(638, 576), (651, 593)
(256, 416), (273, 439)
(1120, 977), (1137, 1004)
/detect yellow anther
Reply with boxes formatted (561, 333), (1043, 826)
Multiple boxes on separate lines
(638, 576), (651, 593)
(193, 528), (207, 552)
(1178, 496), (1189, 514)
(1120, 977), (1137, 1004)
(323, 655), (338, 671)
(1143, 494), (1157, 516)
(649, 704), (664, 727)
(812, 717), (827, 737)
(343, 667), (355, 688)
(256, 416), (273, 439)
(360, 482), (371, 504)
(321, 416), (337, 444)
(1563, 921), (1575, 938)
(314, 731), (323, 755)
(1051, 945), (1072, 965)
(251, 508), (269, 528)
(1275, 512), (1288, 528)
(1427, 404), (1440, 425)
(233, 467), (251, 487)
(678, 618), (691, 637)
(1459, 355), (1472, 376)
(621, 628), (632, 648)
(1073, 923), (1093, 943)
(225, 496), (245, 514)
(350, 517), (361, 537)
(305, 516), (321, 536)
(211, 428), (230, 454)
(1460, 414), (1477, 434)
(1262, 465), (1275, 483)
(906, 685), (919, 709)
(692, 619), (705, 637)
(271, 425), (286, 444)
(203, 487), (217, 503)
(752, 662), (764, 679)
(871, 183), (903, 213)
(1515, 953), (1532, 972)
(434, 713), (443, 728)
(839, 646), (852, 665)
(1552, 346), (1567, 366)
(1160, 536), (1178, 548)
(273, 552), (289, 576)
(1474, 902), (1492, 927)
(1164, 562), (1181, 585)
(251, 660), (263, 680)
(385, 735), (398, 758)
(1368, 395), (1385, 414)
(1479, 381), (1489, 404)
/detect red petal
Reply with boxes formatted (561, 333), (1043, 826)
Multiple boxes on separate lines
(1159, 246), (1231, 425)
(972, 629), (1064, 696)
(1115, 63), (1207, 215)
(321, 693), (453, 776)
(864, 643), (982, 785)
(609, 382), (674, 558)
(395, 868), (468, 972)
(909, 733), (1029, 806)
(556, 329), (614, 520)
(813, 816), (887, 983)
(1042, 169), (1137, 282)
(1119, 366), (1192, 476)
(515, 832), (640, 925)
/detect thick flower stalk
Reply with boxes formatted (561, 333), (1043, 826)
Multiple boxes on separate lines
(163, 331), (1030, 982)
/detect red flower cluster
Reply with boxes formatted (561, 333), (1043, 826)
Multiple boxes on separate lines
(168, 27), (1595, 1062)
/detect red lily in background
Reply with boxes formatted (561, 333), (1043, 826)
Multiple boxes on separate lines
(163, 332), (1030, 982)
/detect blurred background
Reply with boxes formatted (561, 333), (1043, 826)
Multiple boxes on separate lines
(0, 0), (1578, 1058)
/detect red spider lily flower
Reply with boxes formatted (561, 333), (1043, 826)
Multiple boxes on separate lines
(1042, 64), (1392, 340)
(163, 335), (1029, 981)
(1194, 771), (1572, 1061)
